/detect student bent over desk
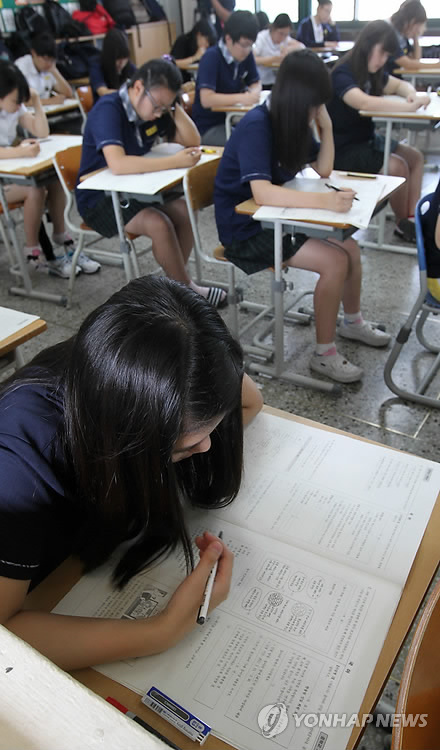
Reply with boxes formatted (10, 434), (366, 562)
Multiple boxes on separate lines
(76, 58), (227, 307)
(214, 50), (391, 385)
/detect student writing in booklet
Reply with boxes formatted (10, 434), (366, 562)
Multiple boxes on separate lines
(253, 13), (304, 89)
(88, 28), (136, 102)
(327, 20), (430, 244)
(214, 50), (391, 386)
(15, 32), (73, 107)
(0, 276), (263, 670)
(192, 10), (261, 146)
(76, 58), (226, 307)
(0, 61), (99, 279)
(387, 0), (440, 74)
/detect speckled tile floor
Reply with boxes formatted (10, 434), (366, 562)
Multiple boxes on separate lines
(1, 145), (439, 750)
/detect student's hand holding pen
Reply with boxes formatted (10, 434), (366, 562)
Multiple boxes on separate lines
(173, 146), (201, 168)
(18, 139), (40, 157)
(241, 88), (260, 106)
(160, 531), (233, 648)
(324, 187), (356, 212)
(406, 92), (431, 110)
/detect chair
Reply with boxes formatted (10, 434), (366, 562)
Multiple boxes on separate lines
(52, 145), (150, 308)
(76, 85), (94, 133)
(391, 579), (440, 749)
(384, 193), (440, 409)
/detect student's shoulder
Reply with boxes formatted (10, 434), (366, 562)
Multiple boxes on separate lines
(14, 54), (31, 70)
(200, 45), (221, 66)
(0, 381), (63, 445)
(239, 104), (271, 135)
(89, 91), (122, 119)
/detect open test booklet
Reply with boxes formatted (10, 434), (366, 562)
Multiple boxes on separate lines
(54, 412), (440, 750)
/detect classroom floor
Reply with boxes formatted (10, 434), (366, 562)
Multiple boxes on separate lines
(1, 142), (440, 750)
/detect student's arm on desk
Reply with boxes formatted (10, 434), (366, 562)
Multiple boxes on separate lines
(309, 104), (334, 178)
(172, 102), (201, 146)
(51, 63), (74, 99)
(0, 533), (233, 671)
(343, 81), (430, 111)
(241, 373), (263, 427)
(200, 83), (261, 109)
(102, 143), (201, 175)
(19, 89), (49, 138)
(250, 179), (355, 213)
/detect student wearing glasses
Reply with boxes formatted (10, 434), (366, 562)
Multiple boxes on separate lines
(76, 58), (227, 307)
(192, 10), (261, 146)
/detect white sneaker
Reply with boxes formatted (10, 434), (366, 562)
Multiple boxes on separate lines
(47, 255), (81, 279)
(26, 255), (47, 273)
(69, 251), (101, 274)
(310, 352), (363, 383)
(339, 321), (391, 348)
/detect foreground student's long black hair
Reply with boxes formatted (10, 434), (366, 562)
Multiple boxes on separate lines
(270, 49), (332, 176)
(2, 277), (245, 586)
(333, 20), (399, 95)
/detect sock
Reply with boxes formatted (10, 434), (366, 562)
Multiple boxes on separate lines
(53, 231), (73, 246)
(344, 311), (364, 326)
(24, 245), (42, 260)
(315, 342), (337, 356)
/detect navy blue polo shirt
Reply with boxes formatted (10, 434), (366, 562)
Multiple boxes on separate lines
(214, 103), (319, 245)
(386, 30), (412, 75)
(214, 0), (235, 38)
(75, 89), (171, 216)
(327, 62), (389, 152)
(192, 43), (259, 135)
(0, 381), (78, 587)
(422, 178), (440, 277)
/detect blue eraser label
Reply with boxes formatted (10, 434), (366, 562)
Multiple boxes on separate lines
(142, 686), (211, 744)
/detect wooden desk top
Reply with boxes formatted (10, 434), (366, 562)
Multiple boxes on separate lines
(309, 40), (354, 54)
(0, 319), (47, 357)
(394, 59), (440, 76)
(0, 135), (82, 178)
(24, 404), (440, 750)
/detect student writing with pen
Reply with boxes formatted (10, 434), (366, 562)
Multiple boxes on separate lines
(0, 275), (263, 670)
(214, 50), (391, 385)
(192, 10), (261, 146)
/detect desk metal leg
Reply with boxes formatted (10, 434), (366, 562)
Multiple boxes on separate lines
(0, 184), (66, 305)
(225, 112), (234, 141)
(111, 191), (136, 283)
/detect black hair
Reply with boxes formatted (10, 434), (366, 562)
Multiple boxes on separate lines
(1, 277), (244, 588)
(78, 0), (97, 11)
(223, 10), (258, 43)
(270, 49), (331, 175)
(334, 20), (399, 95)
(100, 28), (131, 90)
(31, 31), (56, 59)
(128, 58), (182, 138)
(391, 0), (427, 32)
(0, 60), (30, 103)
(255, 11), (269, 31)
(272, 13), (292, 30)
(190, 19), (217, 50)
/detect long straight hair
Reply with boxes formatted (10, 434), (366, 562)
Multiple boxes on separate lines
(100, 28), (131, 90)
(391, 0), (427, 33)
(334, 20), (399, 95)
(270, 49), (332, 175)
(2, 277), (245, 587)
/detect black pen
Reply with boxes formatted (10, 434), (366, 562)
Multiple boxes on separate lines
(107, 697), (182, 750)
(325, 182), (359, 201)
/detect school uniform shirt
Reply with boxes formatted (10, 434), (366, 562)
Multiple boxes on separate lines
(75, 83), (171, 216)
(213, 0), (235, 38)
(0, 381), (77, 588)
(327, 61), (389, 152)
(253, 28), (288, 85)
(192, 39), (259, 135)
(170, 32), (198, 83)
(214, 102), (319, 245)
(0, 104), (27, 147)
(88, 55), (137, 102)
(15, 54), (57, 99)
(386, 28), (412, 75)
(423, 178), (440, 278)
(296, 16), (339, 47)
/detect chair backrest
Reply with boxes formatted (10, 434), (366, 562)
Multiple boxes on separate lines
(184, 157), (220, 213)
(415, 192), (435, 274)
(77, 85), (94, 115)
(392, 579), (440, 750)
(53, 144), (82, 193)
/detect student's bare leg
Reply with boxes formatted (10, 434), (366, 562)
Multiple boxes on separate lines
(125, 206), (191, 283)
(160, 198), (194, 264)
(46, 181), (66, 235)
(4, 184), (45, 247)
(394, 143), (424, 217)
(383, 153), (410, 221)
(326, 237), (362, 314)
(287, 237), (349, 344)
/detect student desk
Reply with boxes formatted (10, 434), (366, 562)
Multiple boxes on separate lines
(360, 92), (440, 256)
(258, 53), (338, 69)
(309, 40), (354, 54)
(21, 404), (440, 750)
(0, 314), (47, 370)
(234, 174), (404, 393)
(212, 91), (270, 139)
(0, 134), (82, 305)
(394, 59), (440, 87)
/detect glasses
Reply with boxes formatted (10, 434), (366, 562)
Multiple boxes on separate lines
(235, 40), (253, 51)
(144, 88), (175, 114)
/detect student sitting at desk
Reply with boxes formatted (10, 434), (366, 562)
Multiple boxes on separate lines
(171, 19), (217, 84)
(15, 32), (73, 106)
(192, 10), (261, 146)
(214, 50), (391, 385)
(76, 58), (227, 307)
(296, 0), (340, 49)
(0, 61), (99, 278)
(253, 13), (304, 89)
(88, 28), (136, 102)
(387, 0), (440, 73)
(0, 275), (263, 669)
(327, 20), (430, 244)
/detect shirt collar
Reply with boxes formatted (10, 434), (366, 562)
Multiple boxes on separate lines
(219, 38), (235, 65)
(119, 82), (137, 123)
